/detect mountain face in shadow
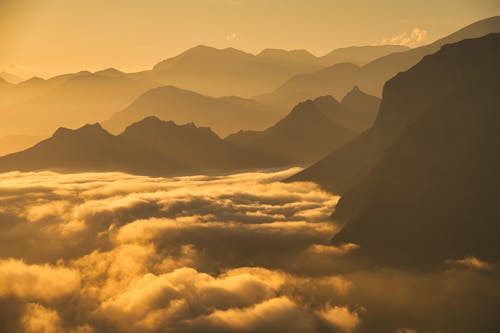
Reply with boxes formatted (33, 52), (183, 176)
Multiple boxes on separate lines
(226, 100), (356, 164)
(119, 116), (286, 172)
(0, 70), (161, 136)
(0, 123), (189, 176)
(0, 116), (288, 176)
(318, 45), (409, 66)
(310, 34), (500, 268)
(104, 86), (282, 137)
(313, 87), (380, 133)
(258, 16), (500, 108)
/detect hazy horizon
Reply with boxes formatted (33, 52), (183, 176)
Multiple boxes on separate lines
(1, 0), (499, 78)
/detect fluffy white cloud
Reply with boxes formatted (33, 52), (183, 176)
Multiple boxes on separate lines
(0, 169), (498, 332)
(381, 28), (428, 46)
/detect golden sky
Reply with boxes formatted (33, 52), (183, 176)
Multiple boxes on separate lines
(1, 0), (499, 78)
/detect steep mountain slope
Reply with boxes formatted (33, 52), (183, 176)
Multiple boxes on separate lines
(226, 100), (356, 164)
(357, 15), (500, 95)
(329, 34), (500, 267)
(104, 86), (282, 136)
(259, 16), (500, 108)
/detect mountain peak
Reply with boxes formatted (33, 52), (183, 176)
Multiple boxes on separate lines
(95, 68), (125, 77)
(53, 123), (108, 138)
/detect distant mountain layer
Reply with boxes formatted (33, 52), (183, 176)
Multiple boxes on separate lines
(225, 99), (357, 164)
(0, 72), (23, 84)
(0, 117), (287, 176)
(298, 34), (500, 268)
(104, 86), (282, 137)
(132, 44), (407, 97)
(258, 16), (500, 108)
(0, 70), (161, 136)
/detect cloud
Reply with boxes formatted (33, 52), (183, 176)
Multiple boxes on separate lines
(0, 169), (499, 332)
(226, 32), (238, 41)
(0, 259), (80, 301)
(380, 28), (428, 46)
(317, 305), (360, 332)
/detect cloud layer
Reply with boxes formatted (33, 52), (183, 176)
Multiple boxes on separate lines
(0, 169), (498, 333)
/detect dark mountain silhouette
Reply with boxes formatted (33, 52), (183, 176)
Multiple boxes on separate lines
(341, 85), (381, 116)
(119, 116), (287, 172)
(258, 16), (500, 108)
(313, 87), (380, 133)
(301, 34), (500, 268)
(0, 116), (290, 176)
(318, 45), (409, 66)
(0, 71), (160, 136)
(0, 123), (190, 176)
(104, 86), (282, 136)
(0, 71), (23, 84)
(226, 100), (356, 164)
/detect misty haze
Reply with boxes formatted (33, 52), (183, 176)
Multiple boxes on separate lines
(0, 1), (499, 333)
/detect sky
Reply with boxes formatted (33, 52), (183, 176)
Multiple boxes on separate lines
(0, 0), (499, 78)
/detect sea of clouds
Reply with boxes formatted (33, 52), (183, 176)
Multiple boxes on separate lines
(0, 168), (498, 333)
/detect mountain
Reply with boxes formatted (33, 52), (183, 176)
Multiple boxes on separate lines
(225, 100), (356, 164)
(357, 15), (500, 96)
(104, 86), (282, 137)
(135, 45), (323, 97)
(257, 48), (318, 64)
(0, 123), (189, 176)
(0, 71), (161, 136)
(0, 134), (45, 156)
(0, 116), (290, 176)
(0, 72), (23, 84)
(318, 45), (409, 66)
(313, 87), (380, 132)
(119, 116), (286, 172)
(256, 62), (360, 109)
(303, 34), (500, 268)
(258, 16), (500, 108)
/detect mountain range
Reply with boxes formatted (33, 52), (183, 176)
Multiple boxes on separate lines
(257, 15), (500, 109)
(103, 85), (282, 136)
(0, 116), (288, 176)
(292, 33), (500, 268)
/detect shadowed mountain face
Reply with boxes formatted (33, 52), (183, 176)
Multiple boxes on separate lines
(313, 87), (380, 133)
(304, 34), (500, 268)
(119, 116), (287, 172)
(258, 16), (500, 108)
(0, 123), (189, 176)
(104, 85), (282, 136)
(226, 100), (356, 164)
(0, 70), (161, 136)
(0, 116), (289, 176)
